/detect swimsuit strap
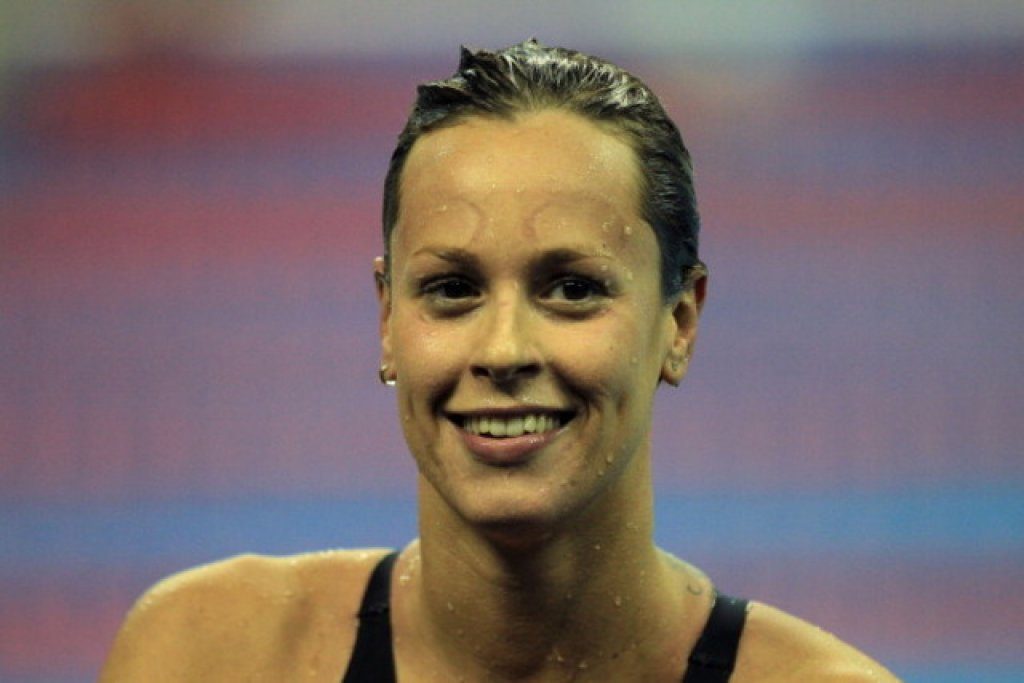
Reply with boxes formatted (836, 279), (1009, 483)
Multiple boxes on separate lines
(681, 592), (750, 682)
(341, 553), (748, 683)
(341, 551), (399, 683)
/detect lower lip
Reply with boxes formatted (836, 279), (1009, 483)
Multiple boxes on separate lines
(458, 424), (563, 466)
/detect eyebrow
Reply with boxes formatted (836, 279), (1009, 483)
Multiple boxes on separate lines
(533, 248), (610, 269)
(411, 246), (609, 270)
(410, 247), (483, 269)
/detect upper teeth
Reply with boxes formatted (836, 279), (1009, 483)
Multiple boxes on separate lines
(462, 413), (562, 438)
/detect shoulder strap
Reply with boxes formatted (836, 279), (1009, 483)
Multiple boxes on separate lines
(341, 551), (399, 683)
(681, 592), (749, 683)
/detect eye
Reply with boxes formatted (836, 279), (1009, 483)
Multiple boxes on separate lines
(425, 277), (476, 299)
(420, 276), (481, 313)
(544, 276), (607, 303)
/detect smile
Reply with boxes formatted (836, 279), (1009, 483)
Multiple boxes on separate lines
(461, 413), (568, 438)
(449, 409), (575, 438)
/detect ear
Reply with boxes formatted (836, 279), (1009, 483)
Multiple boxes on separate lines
(661, 270), (707, 386)
(374, 257), (396, 383)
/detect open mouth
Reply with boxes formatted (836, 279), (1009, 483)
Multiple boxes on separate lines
(450, 411), (575, 438)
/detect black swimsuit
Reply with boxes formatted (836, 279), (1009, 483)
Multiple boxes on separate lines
(342, 552), (748, 682)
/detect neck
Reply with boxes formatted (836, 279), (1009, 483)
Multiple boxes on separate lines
(393, 456), (696, 681)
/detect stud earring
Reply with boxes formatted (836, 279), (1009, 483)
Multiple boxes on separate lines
(378, 364), (396, 386)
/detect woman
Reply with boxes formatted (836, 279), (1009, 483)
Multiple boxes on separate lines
(101, 41), (898, 682)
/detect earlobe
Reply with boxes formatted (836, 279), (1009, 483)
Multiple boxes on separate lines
(660, 341), (690, 387)
(661, 271), (707, 386)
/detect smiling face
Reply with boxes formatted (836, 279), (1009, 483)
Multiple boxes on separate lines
(378, 109), (701, 538)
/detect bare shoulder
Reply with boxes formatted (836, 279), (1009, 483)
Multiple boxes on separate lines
(733, 601), (900, 682)
(100, 548), (393, 683)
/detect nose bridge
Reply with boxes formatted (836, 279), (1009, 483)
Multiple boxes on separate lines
(472, 283), (537, 380)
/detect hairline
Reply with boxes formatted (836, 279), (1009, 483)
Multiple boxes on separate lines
(384, 106), (657, 285)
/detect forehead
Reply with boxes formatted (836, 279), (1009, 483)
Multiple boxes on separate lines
(395, 110), (649, 254)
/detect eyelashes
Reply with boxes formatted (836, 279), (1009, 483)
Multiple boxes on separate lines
(543, 275), (609, 302)
(421, 276), (479, 301)
(416, 272), (612, 315)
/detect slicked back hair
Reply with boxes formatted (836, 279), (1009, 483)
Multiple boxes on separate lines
(382, 39), (704, 299)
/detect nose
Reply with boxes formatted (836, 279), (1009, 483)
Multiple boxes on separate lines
(469, 289), (541, 385)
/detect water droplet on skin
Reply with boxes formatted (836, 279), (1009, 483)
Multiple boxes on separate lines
(446, 601), (455, 612)
(594, 543), (602, 551)
(600, 264), (609, 272)
(597, 468), (605, 476)
(578, 660), (589, 670)
(630, 356), (639, 365)
(623, 225), (634, 236)
(398, 573), (411, 585)
(614, 595), (623, 607)
(605, 454), (614, 464)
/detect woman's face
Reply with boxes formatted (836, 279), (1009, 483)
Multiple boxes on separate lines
(378, 109), (701, 534)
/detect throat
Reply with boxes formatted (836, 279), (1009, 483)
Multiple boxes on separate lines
(403, 537), (669, 680)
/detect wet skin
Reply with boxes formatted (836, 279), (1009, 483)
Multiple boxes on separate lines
(377, 109), (699, 541)
(99, 109), (899, 683)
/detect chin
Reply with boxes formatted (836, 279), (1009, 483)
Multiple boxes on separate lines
(446, 484), (594, 546)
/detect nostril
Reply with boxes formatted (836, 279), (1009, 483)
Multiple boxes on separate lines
(479, 362), (540, 384)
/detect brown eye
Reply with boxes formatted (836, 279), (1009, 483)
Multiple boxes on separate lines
(422, 276), (479, 301)
(546, 277), (606, 302)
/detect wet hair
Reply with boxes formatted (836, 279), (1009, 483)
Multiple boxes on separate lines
(382, 39), (705, 298)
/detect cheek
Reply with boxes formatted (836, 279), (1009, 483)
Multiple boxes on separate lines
(392, 311), (463, 401)
(549, 318), (656, 399)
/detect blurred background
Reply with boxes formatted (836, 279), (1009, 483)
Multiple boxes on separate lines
(1, 2), (1022, 681)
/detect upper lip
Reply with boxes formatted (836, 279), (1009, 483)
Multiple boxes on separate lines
(445, 406), (574, 419)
